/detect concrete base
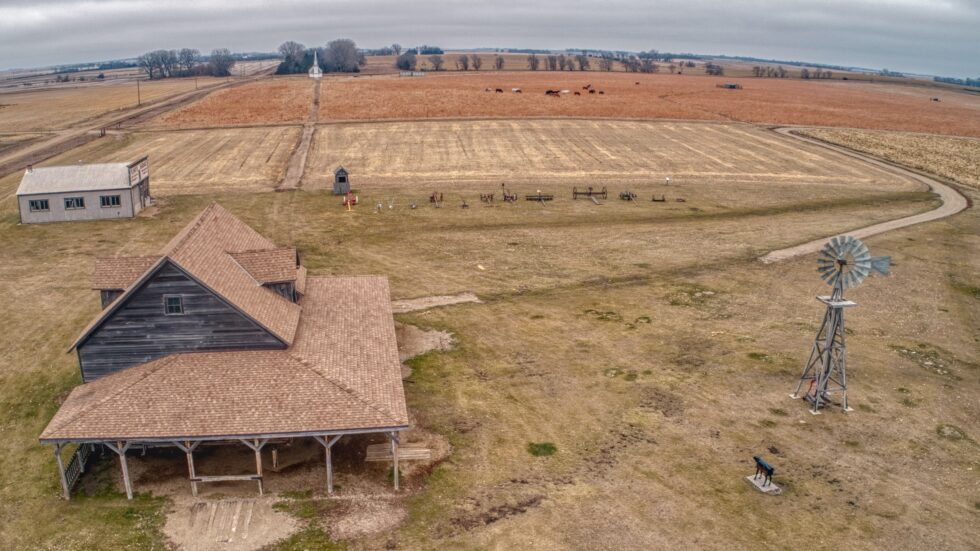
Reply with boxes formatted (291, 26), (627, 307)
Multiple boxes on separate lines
(746, 475), (782, 495)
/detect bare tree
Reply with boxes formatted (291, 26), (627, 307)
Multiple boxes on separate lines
(558, 54), (569, 71)
(704, 62), (724, 76)
(278, 41), (305, 64)
(177, 48), (199, 75)
(208, 48), (235, 77)
(456, 55), (470, 70)
(470, 53), (482, 70)
(324, 39), (359, 72)
(777, 66), (787, 78)
(494, 54), (505, 70)
(428, 54), (445, 71)
(391, 43), (402, 55)
(576, 54), (590, 71)
(138, 53), (156, 79)
(800, 68), (811, 79)
(599, 57), (614, 71)
(623, 57), (641, 72)
(668, 63), (676, 74)
(395, 51), (416, 70)
(527, 53), (540, 71)
(640, 59), (658, 73)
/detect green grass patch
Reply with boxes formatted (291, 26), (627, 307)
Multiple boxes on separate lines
(748, 352), (773, 363)
(759, 420), (777, 428)
(268, 526), (345, 551)
(527, 442), (557, 457)
(936, 424), (968, 441)
(768, 408), (788, 417)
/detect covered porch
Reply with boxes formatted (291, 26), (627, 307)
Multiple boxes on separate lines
(48, 428), (406, 500)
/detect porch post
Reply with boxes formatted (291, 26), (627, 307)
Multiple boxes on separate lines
(314, 435), (342, 494)
(240, 439), (268, 496)
(54, 444), (70, 500)
(107, 440), (134, 500)
(185, 441), (198, 497)
(390, 432), (400, 491)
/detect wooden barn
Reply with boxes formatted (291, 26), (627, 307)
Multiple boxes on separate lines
(40, 203), (408, 499)
(333, 166), (351, 195)
(16, 157), (151, 224)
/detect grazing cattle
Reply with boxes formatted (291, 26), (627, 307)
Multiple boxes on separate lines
(583, 84), (592, 90)
(574, 91), (581, 96)
(495, 88), (504, 93)
(485, 87), (492, 92)
(512, 88), (522, 93)
(545, 89), (561, 96)
(635, 82), (640, 85)
(588, 89), (596, 94)
(598, 91), (605, 95)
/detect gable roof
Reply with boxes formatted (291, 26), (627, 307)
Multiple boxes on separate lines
(229, 248), (298, 284)
(92, 256), (163, 290)
(70, 203), (301, 350)
(41, 275), (408, 442)
(17, 163), (136, 196)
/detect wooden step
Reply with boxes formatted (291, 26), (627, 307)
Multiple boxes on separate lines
(365, 443), (432, 462)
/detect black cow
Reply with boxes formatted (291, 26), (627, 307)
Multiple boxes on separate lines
(753, 455), (774, 486)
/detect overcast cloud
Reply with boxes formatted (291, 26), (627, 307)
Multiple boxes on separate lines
(0, 0), (977, 77)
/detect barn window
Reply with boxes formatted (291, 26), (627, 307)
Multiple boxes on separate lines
(28, 199), (49, 212)
(100, 195), (121, 207)
(64, 197), (86, 210)
(164, 295), (184, 315)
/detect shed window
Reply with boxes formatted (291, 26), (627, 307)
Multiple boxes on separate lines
(100, 195), (121, 207)
(164, 295), (184, 315)
(64, 197), (85, 210)
(28, 199), (49, 212)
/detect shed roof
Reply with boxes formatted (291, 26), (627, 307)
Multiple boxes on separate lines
(229, 248), (298, 284)
(41, 276), (408, 441)
(16, 163), (137, 196)
(92, 256), (163, 290)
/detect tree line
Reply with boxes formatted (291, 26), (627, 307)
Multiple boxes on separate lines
(137, 48), (235, 79)
(751, 66), (833, 79)
(276, 39), (364, 75)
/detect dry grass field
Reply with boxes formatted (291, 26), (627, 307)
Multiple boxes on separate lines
(305, 120), (922, 202)
(798, 128), (980, 190)
(149, 77), (313, 129)
(317, 72), (980, 136)
(0, 127), (299, 197)
(0, 174), (974, 548)
(0, 78), (230, 132)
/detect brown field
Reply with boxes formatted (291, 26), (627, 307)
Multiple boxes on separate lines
(0, 78), (228, 132)
(316, 72), (980, 136)
(150, 77), (313, 128)
(0, 127), (298, 198)
(305, 119), (922, 202)
(798, 128), (980, 189)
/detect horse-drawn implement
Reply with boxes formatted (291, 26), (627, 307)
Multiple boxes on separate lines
(572, 186), (608, 200)
(619, 191), (638, 201)
(525, 192), (554, 203)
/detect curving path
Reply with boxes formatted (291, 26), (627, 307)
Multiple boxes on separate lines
(759, 127), (969, 263)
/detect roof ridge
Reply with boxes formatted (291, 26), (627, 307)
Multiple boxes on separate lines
(160, 202), (220, 256)
(285, 352), (401, 425)
(226, 252), (262, 286)
(44, 355), (180, 436)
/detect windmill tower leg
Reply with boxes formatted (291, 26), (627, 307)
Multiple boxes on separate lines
(792, 280), (853, 414)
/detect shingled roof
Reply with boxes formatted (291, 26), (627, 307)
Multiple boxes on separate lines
(229, 248), (299, 284)
(71, 203), (301, 349)
(91, 256), (162, 290)
(43, 206), (408, 442)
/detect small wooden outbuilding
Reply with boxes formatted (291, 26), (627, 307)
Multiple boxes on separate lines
(333, 166), (351, 195)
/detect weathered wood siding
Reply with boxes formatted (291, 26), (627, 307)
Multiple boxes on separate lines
(264, 282), (296, 303)
(78, 261), (283, 382)
(100, 290), (122, 309)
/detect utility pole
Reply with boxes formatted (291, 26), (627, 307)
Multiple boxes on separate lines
(137, 79), (141, 106)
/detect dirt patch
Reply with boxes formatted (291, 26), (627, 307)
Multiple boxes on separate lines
(327, 498), (408, 540)
(391, 292), (481, 313)
(395, 322), (454, 361)
(450, 495), (545, 531)
(151, 79), (312, 128)
(163, 496), (300, 551)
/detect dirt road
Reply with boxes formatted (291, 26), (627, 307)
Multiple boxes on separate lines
(759, 127), (969, 263)
(277, 79), (320, 191)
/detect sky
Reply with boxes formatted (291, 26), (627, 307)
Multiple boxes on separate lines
(0, 0), (977, 77)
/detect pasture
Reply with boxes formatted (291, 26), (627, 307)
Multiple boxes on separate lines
(317, 72), (980, 136)
(147, 77), (314, 129)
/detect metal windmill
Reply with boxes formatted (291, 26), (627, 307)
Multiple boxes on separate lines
(791, 236), (890, 414)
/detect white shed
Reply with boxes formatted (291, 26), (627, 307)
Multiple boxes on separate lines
(16, 157), (151, 224)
